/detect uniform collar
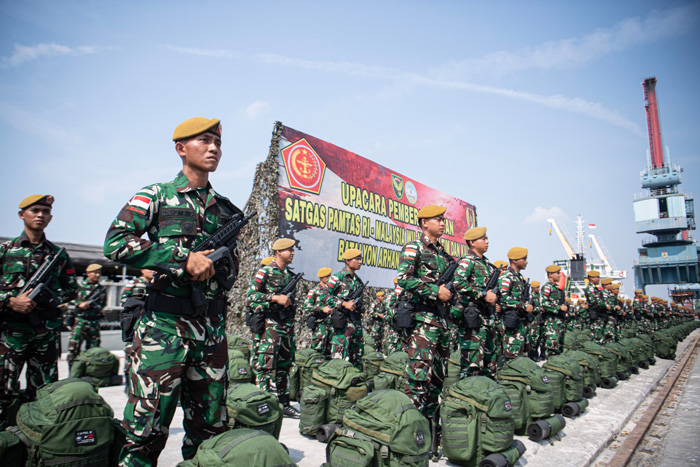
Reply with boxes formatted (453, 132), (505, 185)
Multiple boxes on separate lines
(16, 230), (48, 248)
(421, 234), (444, 252)
(173, 170), (219, 196)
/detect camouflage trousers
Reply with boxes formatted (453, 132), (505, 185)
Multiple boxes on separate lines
(310, 319), (332, 357)
(590, 317), (606, 343)
(120, 321), (228, 466)
(123, 343), (132, 395)
(403, 318), (449, 418)
(502, 319), (528, 360)
(384, 327), (405, 354)
(527, 318), (541, 354)
(369, 319), (385, 352)
(330, 319), (364, 370)
(542, 316), (563, 357)
(66, 318), (101, 366)
(255, 319), (295, 398)
(0, 328), (60, 421)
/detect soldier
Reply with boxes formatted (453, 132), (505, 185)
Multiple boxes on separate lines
(397, 205), (453, 418)
(527, 281), (543, 361)
(104, 117), (242, 464)
(368, 292), (386, 352)
(498, 248), (533, 361)
(246, 238), (301, 418)
(600, 278), (619, 342)
(384, 277), (404, 353)
(246, 256), (274, 361)
(452, 226), (499, 378)
(324, 249), (365, 369)
(0, 194), (78, 426)
(119, 269), (155, 390)
(583, 270), (608, 343)
(65, 263), (106, 368)
(539, 265), (568, 357)
(302, 267), (333, 356)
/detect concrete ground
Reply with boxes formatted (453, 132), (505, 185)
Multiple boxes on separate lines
(35, 329), (698, 466)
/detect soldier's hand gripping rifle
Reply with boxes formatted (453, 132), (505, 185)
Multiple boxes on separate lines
(17, 247), (67, 327)
(66, 285), (104, 328)
(435, 259), (459, 316)
(270, 270), (305, 320)
(348, 277), (367, 315)
(187, 210), (257, 312)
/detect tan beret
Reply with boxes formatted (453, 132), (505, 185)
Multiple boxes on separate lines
(417, 205), (446, 219)
(587, 270), (600, 278)
(611, 282), (621, 289)
(464, 226), (486, 241)
(86, 263), (102, 272)
(19, 194), (54, 209)
(545, 264), (561, 273)
(342, 248), (362, 260)
(601, 278), (613, 285)
(634, 289), (642, 294)
(272, 238), (295, 251)
(317, 267), (332, 278)
(507, 247), (528, 260)
(393, 277), (398, 284)
(493, 260), (508, 269)
(261, 257), (273, 266)
(173, 117), (221, 141)
(376, 291), (385, 297)
(531, 281), (541, 288)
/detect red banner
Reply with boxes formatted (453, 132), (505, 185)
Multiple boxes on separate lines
(277, 124), (477, 287)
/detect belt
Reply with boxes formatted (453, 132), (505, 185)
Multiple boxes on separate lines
(145, 292), (226, 318)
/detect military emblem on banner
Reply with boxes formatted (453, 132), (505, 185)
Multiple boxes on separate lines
(391, 174), (404, 200)
(280, 138), (326, 195)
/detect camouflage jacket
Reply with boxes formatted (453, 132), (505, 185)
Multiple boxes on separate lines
(498, 267), (528, 310)
(397, 234), (453, 309)
(246, 261), (296, 324)
(453, 250), (494, 307)
(67, 280), (106, 320)
(103, 171), (242, 340)
(384, 285), (403, 321)
(583, 283), (606, 310)
(324, 270), (364, 312)
(0, 231), (78, 331)
(531, 291), (541, 311)
(540, 281), (564, 316)
(302, 282), (328, 316)
(120, 275), (150, 305)
(368, 300), (386, 323)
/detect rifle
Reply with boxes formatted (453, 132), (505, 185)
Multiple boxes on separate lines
(270, 270), (305, 321)
(17, 247), (67, 327)
(349, 277), (367, 313)
(188, 210), (257, 312)
(65, 285), (103, 328)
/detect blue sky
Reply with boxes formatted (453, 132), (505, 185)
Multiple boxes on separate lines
(1, 1), (699, 299)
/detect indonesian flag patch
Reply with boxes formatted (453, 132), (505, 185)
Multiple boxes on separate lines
(403, 245), (417, 258)
(254, 270), (266, 283)
(128, 195), (152, 215)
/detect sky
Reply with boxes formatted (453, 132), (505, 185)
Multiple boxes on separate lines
(1, 0), (699, 300)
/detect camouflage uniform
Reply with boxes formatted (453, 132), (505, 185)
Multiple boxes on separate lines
(0, 232), (78, 422)
(601, 289), (617, 342)
(324, 270), (365, 369)
(302, 282), (331, 356)
(104, 171), (240, 464)
(498, 268), (529, 360)
(528, 290), (543, 358)
(384, 285), (405, 354)
(539, 281), (565, 357)
(120, 275), (150, 385)
(452, 250), (498, 378)
(246, 262), (297, 400)
(583, 283), (607, 343)
(367, 298), (386, 352)
(65, 280), (106, 366)
(397, 236), (452, 418)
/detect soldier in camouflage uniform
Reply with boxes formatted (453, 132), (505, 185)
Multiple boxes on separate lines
(498, 248), (533, 361)
(527, 281), (542, 361)
(452, 226), (499, 378)
(324, 248), (365, 369)
(301, 267), (333, 356)
(119, 269), (154, 390)
(246, 238), (301, 418)
(65, 263), (106, 368)
(600, 278), (619, 342)
(583, 270), (608, 343)
(397, 205), (453, 418)
(368, 292), (386, 352)
(104, 117), (241, 465)
(632, 290), (648, 333)
(246, 256), (273, 361)
(0, 194), (78, 426)
(384, 277), (405, 353)
(539, 265), (568, 357)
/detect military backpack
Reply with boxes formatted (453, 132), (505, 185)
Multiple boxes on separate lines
(543, 355), (588, 418)
(226, 383), (283, 439)
(290, 348), (326, 401)
(228, 348), (254, 386)
(68, 347), (122, 387)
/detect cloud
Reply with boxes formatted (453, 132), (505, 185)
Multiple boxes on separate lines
(245, 101), (269, 119)
(524, 206), (568, 224)
(166, 45), (240, 58)
(0, 43), (98, 69)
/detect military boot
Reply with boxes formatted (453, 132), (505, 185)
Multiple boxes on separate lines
(279, 394), (301, 419)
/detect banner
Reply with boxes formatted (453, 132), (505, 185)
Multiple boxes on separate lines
(276, 124), (477, 287)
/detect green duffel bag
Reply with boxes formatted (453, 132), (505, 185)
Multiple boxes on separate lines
(293, 348), (326, 400)
(497, 357), (554, 435)
(653, 332), (677, 359)
(299, 384), (330, 436)
(15, 378), (115, 466)
(374, 351), (408, 391)
(562, 349), (599, 396)
(362, 351), (385, 380)
(226, 383), (283, 439)
(227, 334), (253, 362)
(228, 349), (254, 385)
(177, 428), (296, 467)
(440, 376), (516, 465)
(442, 349), (461, 392)
(69, 347), (122, 387)
(605, 342), (632, 376)
(542, 369), (564, 411)
(327, 389), (431, 467)
(543, 355), (584, 403)
(311, 359), (368, 424)
(0, 429), (26, 467)
(580, 341), (618, 378)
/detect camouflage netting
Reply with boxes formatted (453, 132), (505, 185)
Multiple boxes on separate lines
(225, 122), (391, 347)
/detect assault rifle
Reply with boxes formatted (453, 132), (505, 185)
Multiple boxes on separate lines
(484, 263), (503, 295)
(270, 270), (305, 320)
(434, 260), (459, 317)
(17, 247), (67, 327)
(188, 210), (257, 312)
(65, 285), (104, 328)
(349, 277), (366, 312)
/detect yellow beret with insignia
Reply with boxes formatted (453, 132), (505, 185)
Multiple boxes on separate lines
(173, 117), (221, 141)
(601, 278), (613, 285)
(531, 281), (541, 288)
(393, 277), (398, 284)
(464, 226), (486, 241)
(634, 289), (642, 293)
(417, 205), (446, 219)
(507, 247), (528, 260)
(587, 270), (600, 277)
(611, 282), (621, 289)
(272, 238), (295, 251)
(261, 257), (273, 266)
(376, 291), (385, 297)
(342, 248), (362, 260)
(545, 264), (561, 273)
(86, 263), (102, 272)
(317, 267), (332, 278)
(19, 194), (54, 209)
(493, 260), (508, 269)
